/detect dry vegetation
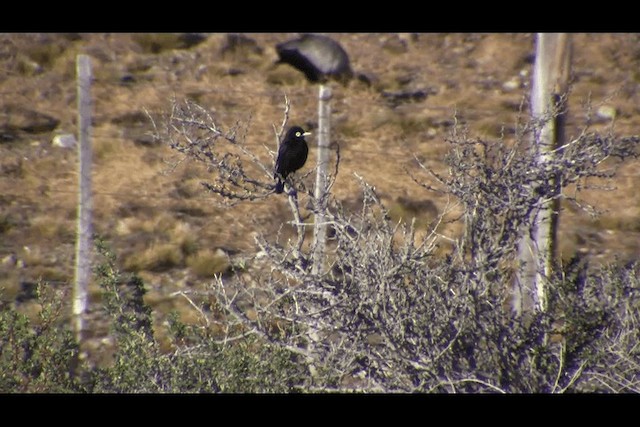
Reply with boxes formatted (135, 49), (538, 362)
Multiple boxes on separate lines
(1, 33), (640, 363)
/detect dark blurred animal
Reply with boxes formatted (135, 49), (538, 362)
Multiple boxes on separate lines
(274, 126), (311, 194)
(276, 34), (353, 84)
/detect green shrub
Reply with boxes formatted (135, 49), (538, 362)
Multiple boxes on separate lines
(1, 239), (306, 393)
(0, 285), (81, 393)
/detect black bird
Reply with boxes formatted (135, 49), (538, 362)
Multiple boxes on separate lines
(274, 126), (311, 194)
(275, 34), (354, 84)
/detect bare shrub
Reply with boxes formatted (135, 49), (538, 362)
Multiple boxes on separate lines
(156, 97), (640, 392)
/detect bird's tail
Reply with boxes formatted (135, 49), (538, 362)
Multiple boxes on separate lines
(275, 178), (284, 194)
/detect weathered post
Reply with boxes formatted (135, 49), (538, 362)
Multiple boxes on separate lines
(312, 84), (332, 275)
(74, 54), (93, 343)
(514, 34), (571, 315)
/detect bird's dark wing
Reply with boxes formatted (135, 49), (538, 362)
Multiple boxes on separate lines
(274, 141), (291, 178)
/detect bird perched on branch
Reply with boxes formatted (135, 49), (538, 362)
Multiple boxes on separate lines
(274, 126), (311, 194)
(275, 34), (354, 84)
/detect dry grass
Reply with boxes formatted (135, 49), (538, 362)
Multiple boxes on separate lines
(186, 248), (230, 278)
(28, 215), (74, 241)
(124, 243), (183, 272)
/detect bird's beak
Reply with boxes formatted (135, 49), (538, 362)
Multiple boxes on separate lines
(303, 131), (312, 137)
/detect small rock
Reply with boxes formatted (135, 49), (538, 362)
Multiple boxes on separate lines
(502, 77), (521, 92)
(596, 105), (617, 121)
(227, 67), (245, 76)
(1, 253), (17, 267)
(51, 133), (77, 148)
(120, 74), (136, 85)
(0, 129), (17, 142)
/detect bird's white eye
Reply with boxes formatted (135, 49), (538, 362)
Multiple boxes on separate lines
(296, 131), (302, 137)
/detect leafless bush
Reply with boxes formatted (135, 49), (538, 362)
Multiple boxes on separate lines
(156, 97), (640, 392)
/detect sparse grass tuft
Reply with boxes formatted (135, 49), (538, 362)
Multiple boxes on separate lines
(168, 221), (198, 257)
(28, 215), (74, 241)
(186, 248), (230, 278)
(124, 243), (184, 272)
(93, 139), (120, 162)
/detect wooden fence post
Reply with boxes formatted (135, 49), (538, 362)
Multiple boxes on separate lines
(312, 84), (332, 275)
(74, 54), (93, 343)
(514, 34), (571, 315)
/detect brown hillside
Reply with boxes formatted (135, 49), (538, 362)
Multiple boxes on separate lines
(1, 33), (639, 332)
